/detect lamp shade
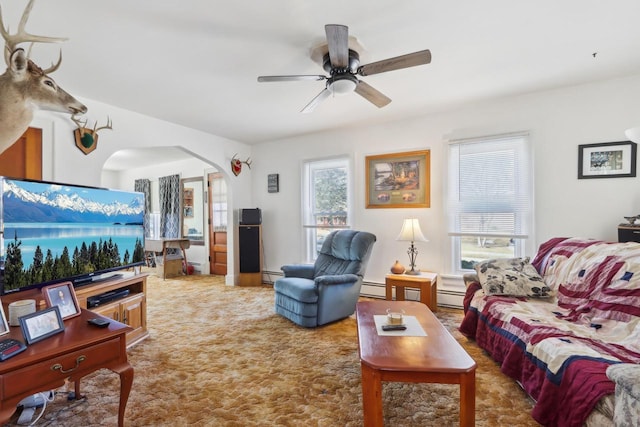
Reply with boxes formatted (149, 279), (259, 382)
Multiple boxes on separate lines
(396, 218), (429, 242)
(625, 127), (640, 143)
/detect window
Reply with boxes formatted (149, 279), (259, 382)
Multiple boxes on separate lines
(303, 157), (351, 262)
(209, 173), (228, 231)
(447, 133), (533, 273)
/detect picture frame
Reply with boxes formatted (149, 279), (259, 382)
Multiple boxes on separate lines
(365, 150), (431, 208)
(42, 281), (81, 320)
(0, 302), (9, 337)
(578, 141), (637, 179)
(183, 187), (194, 218)
(268, 173), (279, 193)
(19, 306), (65, 345)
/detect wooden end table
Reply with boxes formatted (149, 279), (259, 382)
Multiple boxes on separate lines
(356, 300), (476, 427)
(0, 309), (133, 426)
(385, 271), (438, 312)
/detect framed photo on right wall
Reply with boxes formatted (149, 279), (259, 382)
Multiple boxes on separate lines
(365, 149), (431, 208)
(578, 141), (637, 179)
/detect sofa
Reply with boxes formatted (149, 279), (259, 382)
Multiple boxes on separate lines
(460, 237), (640, 427)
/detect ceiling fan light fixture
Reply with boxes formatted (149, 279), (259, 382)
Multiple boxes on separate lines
(257, 24), (431, 112)
(329, 78), (357, 95)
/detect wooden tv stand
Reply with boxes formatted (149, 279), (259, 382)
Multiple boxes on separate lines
(75, 273), (149, 347)
(2, 273), (149, 348)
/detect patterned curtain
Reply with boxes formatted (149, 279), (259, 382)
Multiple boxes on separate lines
(134, 179), (151, 237)
(159, 174), (180, 238)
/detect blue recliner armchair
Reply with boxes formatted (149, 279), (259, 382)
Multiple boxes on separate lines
(274, 230), (376, 327)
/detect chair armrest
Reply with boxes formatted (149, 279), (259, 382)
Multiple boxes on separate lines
(281, 264), (315, 279)
(314, 274), (359, 286)
(463, 273), (480, 288)
(607, 364), (640, 401)
(607, 364), (640, 426)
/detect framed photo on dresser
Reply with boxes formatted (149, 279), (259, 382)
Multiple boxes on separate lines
(0, 304), (9, 336)
(19, 306), (65, 345)
(42, 281), (81, 320)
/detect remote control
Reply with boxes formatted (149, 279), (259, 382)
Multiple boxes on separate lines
(382, 324), (407, 331)
(88, 318), (110, 328)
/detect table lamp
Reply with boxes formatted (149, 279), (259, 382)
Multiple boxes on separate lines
(396, 218), (429, 275)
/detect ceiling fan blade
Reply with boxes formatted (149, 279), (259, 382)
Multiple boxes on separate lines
(257, 75), (326, 82)
(354, 80), (392, 108)
(301, 88), (331, 113)
(325, 24), (349, 68)
(358, 49), (432, 76)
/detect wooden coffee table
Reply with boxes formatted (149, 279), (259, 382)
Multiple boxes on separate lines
(355, 300), (476, 426)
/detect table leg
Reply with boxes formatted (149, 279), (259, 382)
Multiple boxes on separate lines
(459, 370), (476, 427)
(114, 363), (134, 427)
(74, 380), (82, 399)
(180, 242), (188, 275)
(420, 283), (431, 308)
(0, 406), (16, 425)
(385, 283), (393, 301)
(162, 244), (168, 280)
(431, 279), (438, 312)
(361, 363), (383, 427)
(395, 285), (406, 301)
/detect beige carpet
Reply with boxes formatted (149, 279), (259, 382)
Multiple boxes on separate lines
(9, 273), (541, 426)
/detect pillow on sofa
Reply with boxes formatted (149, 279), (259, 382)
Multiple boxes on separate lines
(475, 257), (551, 297)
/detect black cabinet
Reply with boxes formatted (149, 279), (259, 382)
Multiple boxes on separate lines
(238, 225), (262, 286)
(618, 226), (640, 243)
(239, 225), (261, 272)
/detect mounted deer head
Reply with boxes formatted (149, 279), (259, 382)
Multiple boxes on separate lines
(0, 0), (87, 155)
(71, 114), (113, 155)
(231, 154), (252, 176)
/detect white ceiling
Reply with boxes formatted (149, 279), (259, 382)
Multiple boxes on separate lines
(4, 0), (640, 169)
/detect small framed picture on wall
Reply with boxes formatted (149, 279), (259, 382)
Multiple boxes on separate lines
(268, 173), (279, 193)
(578, 141), (637, 179)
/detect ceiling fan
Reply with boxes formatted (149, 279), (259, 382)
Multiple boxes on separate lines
(257, 24), (432, 113)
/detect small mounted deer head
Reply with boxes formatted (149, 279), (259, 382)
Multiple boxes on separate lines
(231, 153), (252, 176)
(71, 114), (113, 155)
(0, 0), (87, 155)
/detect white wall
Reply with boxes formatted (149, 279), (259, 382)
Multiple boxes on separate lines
(252, 73), (640, 303)
(28, 73), (640, 301)
(32, 99), (254, 286)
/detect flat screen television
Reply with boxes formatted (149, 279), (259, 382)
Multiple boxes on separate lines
(0, 177), (146, 295)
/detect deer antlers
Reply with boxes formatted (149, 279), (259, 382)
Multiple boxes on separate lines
(0, 0), (67, 67)
(71, 114), (113, 136)
(71, 113), (113, 155)
(232, 153), (252, 169)
(230, 154), (252, 176)
(0, 0), (87, 155)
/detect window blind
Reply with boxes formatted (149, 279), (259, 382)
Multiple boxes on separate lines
(447, 133), (531, 239)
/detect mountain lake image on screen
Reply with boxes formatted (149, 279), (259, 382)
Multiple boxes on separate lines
(0, 177), (146, 294)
